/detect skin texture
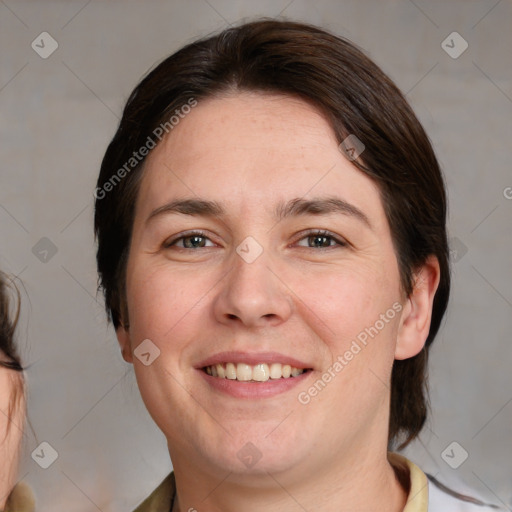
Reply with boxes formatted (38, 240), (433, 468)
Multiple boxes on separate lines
(117, 92), (440, 512)
(0, 363), (23, 509)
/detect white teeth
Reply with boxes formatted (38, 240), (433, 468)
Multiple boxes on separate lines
(204, 362), (306, 381)
(269, 363), (282, 379)
(216, 363), (225, 378)
(225, 362), (237, 380)
(236, 363), (252, 381)
(252, 363), (270, 382)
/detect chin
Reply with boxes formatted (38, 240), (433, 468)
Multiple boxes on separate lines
(196, 424), (311, 478)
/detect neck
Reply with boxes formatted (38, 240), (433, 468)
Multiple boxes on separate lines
(170, 447), (408, 512)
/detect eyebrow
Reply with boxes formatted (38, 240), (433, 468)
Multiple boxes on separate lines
(147, 196), (371, 229)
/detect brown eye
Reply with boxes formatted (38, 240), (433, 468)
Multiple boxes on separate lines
(308, 234), (333, 248)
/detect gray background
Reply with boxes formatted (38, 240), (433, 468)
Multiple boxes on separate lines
(1, 0), (511, 510)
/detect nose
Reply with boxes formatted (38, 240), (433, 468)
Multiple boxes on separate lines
(212, 244), (293, 328)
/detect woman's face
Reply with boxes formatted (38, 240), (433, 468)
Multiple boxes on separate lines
(0, 364), (23, 508)
(118, 92), (422, 480)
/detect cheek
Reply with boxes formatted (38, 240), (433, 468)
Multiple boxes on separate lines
(290, 260), (402, 411)
(294, 262), (400, 343)
(128, 261), (201, 328)
(124, 264), (209, 432)
(124, 262), (207, 366)
(294, 267), (401, 427)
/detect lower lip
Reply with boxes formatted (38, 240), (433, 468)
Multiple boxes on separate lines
(197, 369), (311, 399)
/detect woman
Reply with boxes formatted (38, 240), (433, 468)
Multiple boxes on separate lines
(0, 273), (34, 512)
(95, 19), (501, 511)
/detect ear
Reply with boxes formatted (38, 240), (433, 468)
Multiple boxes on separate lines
(116, 324), (134, 364)
(395, 255), (441, 360)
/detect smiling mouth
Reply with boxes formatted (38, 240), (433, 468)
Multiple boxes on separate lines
(203, 362), (312, 382)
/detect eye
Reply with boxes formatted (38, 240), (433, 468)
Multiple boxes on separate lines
(295, 230), (347, 249)
(163, 230), (347, 250)
(164, 231), (216, 249)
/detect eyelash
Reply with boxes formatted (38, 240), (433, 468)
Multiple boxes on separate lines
(164, 229), (347, 250)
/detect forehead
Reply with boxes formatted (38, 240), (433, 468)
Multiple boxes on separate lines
(136, 92), (385, 226)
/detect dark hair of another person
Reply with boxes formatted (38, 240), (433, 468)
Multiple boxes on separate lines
(0, 272), (24, 437)
(94, 19), (450, 449)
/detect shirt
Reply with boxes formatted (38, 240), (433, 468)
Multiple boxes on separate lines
(133, 453), (502, 511)
(3, 482), (35, 512)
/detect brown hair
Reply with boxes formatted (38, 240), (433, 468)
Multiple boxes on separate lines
(0, 272), (25, 439)
(94, 19), (450, 448)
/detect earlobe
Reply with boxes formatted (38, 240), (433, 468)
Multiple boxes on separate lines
(116, 325), (134, 364)
(395, 255), (441, 360)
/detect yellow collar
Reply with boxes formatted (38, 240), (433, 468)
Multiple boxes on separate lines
(4, 482), (35, 512)
(389, 452), (429, 512)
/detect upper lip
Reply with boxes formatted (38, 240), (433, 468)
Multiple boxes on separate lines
(196, 351), (312, 370)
